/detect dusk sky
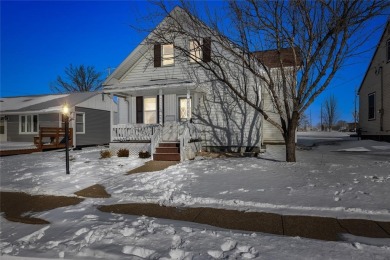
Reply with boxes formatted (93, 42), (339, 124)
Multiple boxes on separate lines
(1, 1), (388, 125)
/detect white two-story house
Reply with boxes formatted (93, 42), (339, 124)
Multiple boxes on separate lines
(103, 7), (295, 161)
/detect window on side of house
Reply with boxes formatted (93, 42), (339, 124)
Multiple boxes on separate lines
(162, 44), (174, 66)
(368, 92), (376, 120)
(75, 113), (85, 134)
(20, 114), (39, 134)
(386, 39), (390, 63)
(189, 39), (202, 63)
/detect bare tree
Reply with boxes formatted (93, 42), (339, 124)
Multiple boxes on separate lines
(144, 0), (389, 162)
(298, 112), (310, 131)
(323, 94), (339, 131)
(51, 64), (103, 93)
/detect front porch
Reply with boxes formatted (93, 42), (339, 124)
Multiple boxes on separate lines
(105, 78), (204, 161)
(109, 121), (201, 161)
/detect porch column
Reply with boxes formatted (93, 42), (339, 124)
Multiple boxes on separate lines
(110, 94), (114, 142)
(186, 89), (191, 120)
(159, 89), (163, 124)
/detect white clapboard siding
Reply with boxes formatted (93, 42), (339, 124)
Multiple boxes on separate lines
(261, 91), (284, 143)
(77, 93), (114, 112)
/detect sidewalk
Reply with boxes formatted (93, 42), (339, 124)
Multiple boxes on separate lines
(99, 203), (390, 242)
(126, 160), (178, 175)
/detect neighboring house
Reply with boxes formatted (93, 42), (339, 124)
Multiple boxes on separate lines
(103, 7), (296, 160)
(0, 92), (116, 147)
(358, 20), (390, 142)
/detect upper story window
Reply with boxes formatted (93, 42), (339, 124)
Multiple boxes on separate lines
(154, 44), (174, 67)
(368, 92), (376, 120)
(162, 44), (174, 66)
(190, 40), (203, 63)
(387, 39), (390, 63)
(154, 38), (211, 67)
(20, 114), (38, 134)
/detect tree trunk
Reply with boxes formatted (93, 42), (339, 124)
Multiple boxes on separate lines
(285, 112), (299, 162)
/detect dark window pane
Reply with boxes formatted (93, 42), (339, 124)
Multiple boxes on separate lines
(368, 93), (375, 120)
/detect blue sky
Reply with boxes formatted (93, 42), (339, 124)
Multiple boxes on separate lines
(1, 1), (387, 125)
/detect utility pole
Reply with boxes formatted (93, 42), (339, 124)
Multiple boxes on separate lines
(320, 105), (323, 131)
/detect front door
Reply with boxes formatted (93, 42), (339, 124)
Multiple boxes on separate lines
(0, 117), (7, 142)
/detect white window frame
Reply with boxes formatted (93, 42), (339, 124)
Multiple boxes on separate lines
(144, 96), (157, 124)
(178, 96), (192, 121)
(162, 44), (174, 66)
(19, 114), (39, 134)
(189, 39), (202, 63)
(75, 112), (85, 134)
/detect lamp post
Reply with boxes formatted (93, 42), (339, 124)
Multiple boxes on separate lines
(62, 104), (70, 175)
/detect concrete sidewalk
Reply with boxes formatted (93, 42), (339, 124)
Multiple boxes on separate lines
(126, 160), (178, 175)
(98, 203), (390, 242)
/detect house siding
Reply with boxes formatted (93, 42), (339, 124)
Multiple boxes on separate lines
(75, 107), (110, 146)
(359, 23), (390, 139)
(6, 113), (60, 142)
(118, 97), (129, 124)
(262, 91), (284, 143)
(106, 34), (284, 149)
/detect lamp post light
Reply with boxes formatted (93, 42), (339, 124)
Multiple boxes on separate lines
(62, 104), (70, 175)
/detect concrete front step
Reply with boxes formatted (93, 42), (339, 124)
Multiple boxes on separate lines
(156, 147), (179, 153)
(153, 153), (180, 161)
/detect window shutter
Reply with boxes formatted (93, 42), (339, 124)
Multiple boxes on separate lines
(202, 37), (211, 63)
(154, 44), (161, 67)
(136, 96), (143, 123)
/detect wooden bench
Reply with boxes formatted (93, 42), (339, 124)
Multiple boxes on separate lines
(35, 127), (73, 151)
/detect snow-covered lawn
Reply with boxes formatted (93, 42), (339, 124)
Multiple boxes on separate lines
(1, 133), (390, 259)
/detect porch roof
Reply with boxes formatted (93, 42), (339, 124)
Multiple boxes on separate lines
(103, 78), (205, 96)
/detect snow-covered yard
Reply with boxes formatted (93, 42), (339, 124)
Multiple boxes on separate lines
(1, 132), (390, 259)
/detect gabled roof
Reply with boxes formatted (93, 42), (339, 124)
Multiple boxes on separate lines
(0, 92), (100, 114)
(103, 6), (301, 89)
(103, 7), (185, 87)
(358, 19), (390, 94)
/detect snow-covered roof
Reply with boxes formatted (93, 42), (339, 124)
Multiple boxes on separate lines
(0, 92), (100, 114)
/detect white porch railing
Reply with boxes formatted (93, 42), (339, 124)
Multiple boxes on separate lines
(151, 125), (162, 159)
(112, 124), (160, 142)
(179, 121), (202, 161)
